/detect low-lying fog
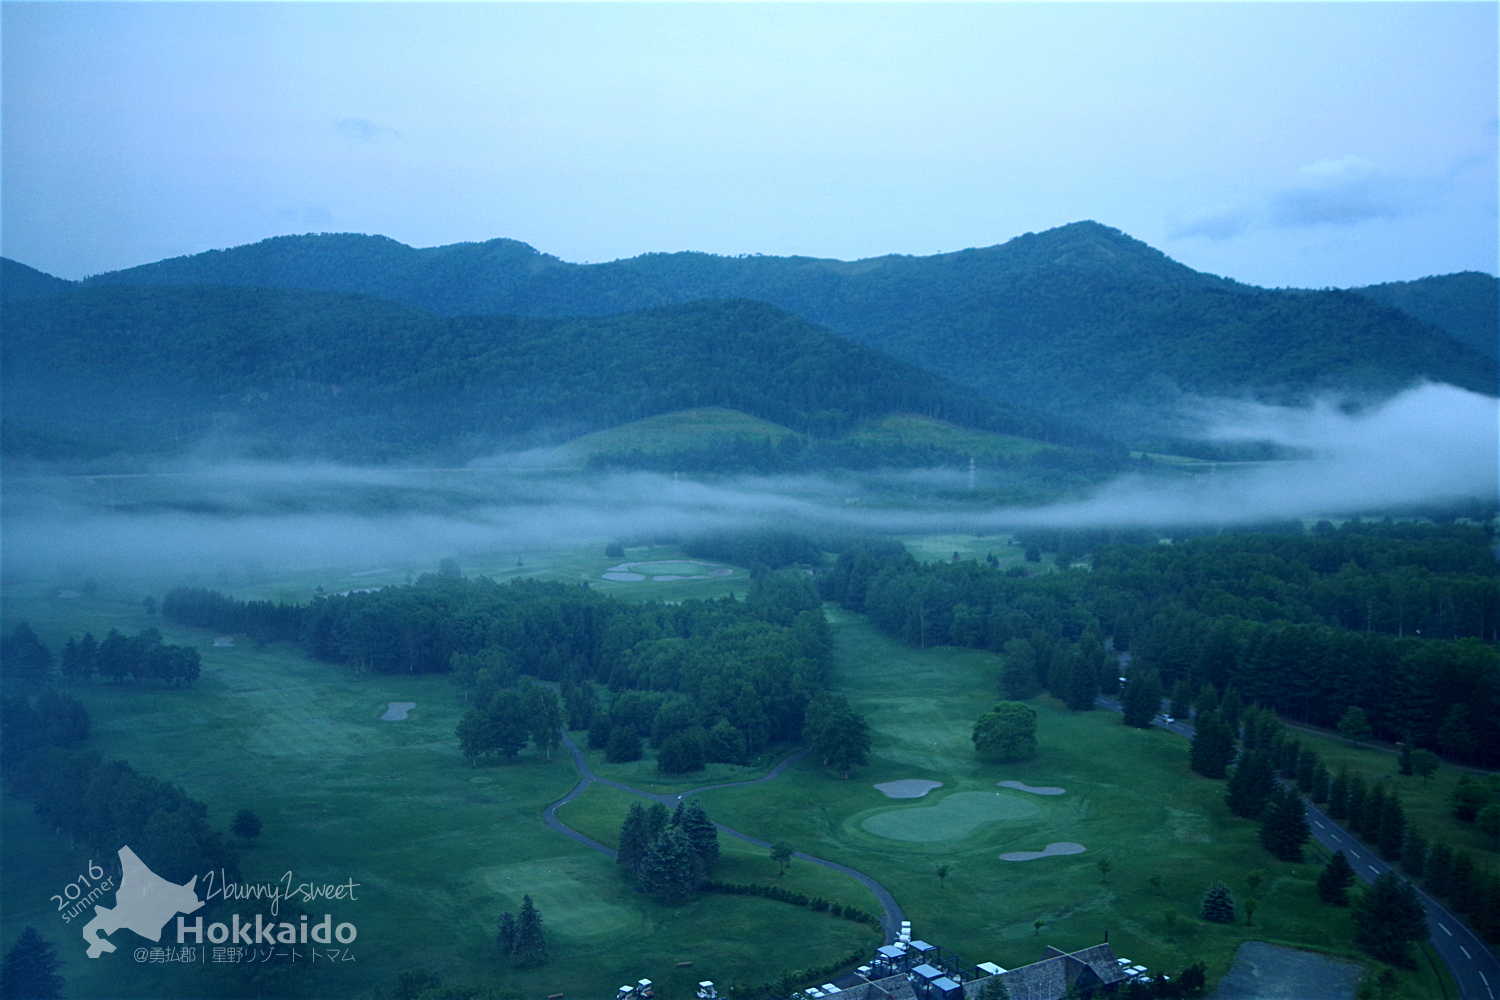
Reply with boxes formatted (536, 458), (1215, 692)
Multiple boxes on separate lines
(5, 383), (1495, 582)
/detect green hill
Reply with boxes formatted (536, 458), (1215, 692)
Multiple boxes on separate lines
(61, 222), (1496, 435)
(1, 257), (75, 302)
(1, 286), (1112, 466)
(1349, 271), (1498, 358)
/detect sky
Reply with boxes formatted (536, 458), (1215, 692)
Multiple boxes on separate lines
(2, 2), (1496, 288)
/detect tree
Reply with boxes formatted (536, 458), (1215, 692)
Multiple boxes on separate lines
(1162, 909), (1178, 937)
(605, 726), (643, 763)
(524, 685), (563, 760)
(1317, 851), (1357, 905)
(1120, 673), (1163, 729)
(1398, 740), (1414, 775)
(999, 639), (1041, 700)
(495, 913), (516, 952)
(1225, 750), (1276, 819)
(1, 926), (64, 1000)
(677, 800), (720, 871)
(936, 864), (950, 888)
(972, 703), (1037, 762)
(510, 895), (547, 968)
(1258, 788), (1311, 862)
(1352, 873), (1427, 966)
(1338, 706), (1374, 743)
(231, 809), (262, 841)
(605, 542), (625, 558)
(1096, 857), (1113, 883)
(1189, 711), (1235, 779)
(705, 720), (747, 765)
(770, 841), (794, 876)
(657, 729), (707, 774)
(1411, 749), (1439, 781)
(973, 974), (1011, 999)
(617, 803), (650, 875)
(2, 624), (53, 693)
(1200, 881), (1235, 923)
(639, 826), (700, 901)
(1244, 898), (1258, 925)
(804, 698), (871, 778)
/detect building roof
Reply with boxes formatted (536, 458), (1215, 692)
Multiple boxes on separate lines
(981, 943), (1127, 1000)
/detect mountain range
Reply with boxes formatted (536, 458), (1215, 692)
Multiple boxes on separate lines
(3, 221), (1494, 463)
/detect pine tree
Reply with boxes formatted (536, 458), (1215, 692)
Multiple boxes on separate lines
(617, 802), (650, 875)
(1328, 767), (1351, 819)
(1312, 764), (1332, 805)
(1, 927), (63, 1000)
(1189, 711), (1235, 779)
(1121, 673), (1163, 728)
(639, 825), (700, 901)
(1259, 788), (1311, 862)
(1425, 841), (1454, 896)
(677, 800), (720, 871)
(1377, 794), (1407, 862)
(496, 912), (517, 951)
(1401, 830), (1428, 880)
(1399, 739), (1414, 775)
(1225, 750), (1276, 819)
(1338, 706), (1375, 743)
(1296, 747), (1318, 789)
(645, 802), (670, 843)
(1352, 873), (1427, 966)
(511, 895), (547, 968)
(1200, 881), (1235, 923)
(1317, 851), (1357, 905)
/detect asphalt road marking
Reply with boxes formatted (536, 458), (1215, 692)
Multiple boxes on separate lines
(1368, 865), (1379, 874)
(1313, 820), (1324, 828)
(1440, 923), (1452, 936)
(1478, 971), (1488, 985)
(1459, 946), (1472, 959)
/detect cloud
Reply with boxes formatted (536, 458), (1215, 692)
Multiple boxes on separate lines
(3, 385), (1493, 582)
(1172, 156), (1443, 241)
(336, 117), (401, 143)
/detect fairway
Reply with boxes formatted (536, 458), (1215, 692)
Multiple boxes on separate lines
(861, 792), (1045, 842)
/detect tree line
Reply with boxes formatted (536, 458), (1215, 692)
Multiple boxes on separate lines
(821, 521), (1499, 766)
(0, 625), (240, 887)
(164, 567), (864, 777)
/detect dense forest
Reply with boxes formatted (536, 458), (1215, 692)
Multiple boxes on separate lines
(822, 521), (1500, 767)
(18, 221), (1490, 436)
(1, 287), (1115, 464)
(1350, 272), (1499, 359)
(163, 569), (836, 766)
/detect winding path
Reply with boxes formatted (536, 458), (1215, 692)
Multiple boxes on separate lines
(542, 730), (906, 942)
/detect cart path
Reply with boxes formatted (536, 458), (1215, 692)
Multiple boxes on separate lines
(542, 730), (905, 942)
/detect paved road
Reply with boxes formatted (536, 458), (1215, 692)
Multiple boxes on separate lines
(1097, 695), (1500, 999)
(542, 730), (907, 943)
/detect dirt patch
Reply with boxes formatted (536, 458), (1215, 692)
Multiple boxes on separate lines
(1207, 942), (1361, 1000)
(997, 780), (1064, 795)
(999, 842), (1086, 861)
(874, 779), (944, 799)
(381, 702), (416, 721)
(213, 636), (234, 647)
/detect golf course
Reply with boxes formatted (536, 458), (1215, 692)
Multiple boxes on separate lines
(0, 540), (1459, 999)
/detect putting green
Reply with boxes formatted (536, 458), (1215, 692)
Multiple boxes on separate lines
(861, 791), (1043, 842)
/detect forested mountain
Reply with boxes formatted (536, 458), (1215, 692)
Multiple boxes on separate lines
(1, 284), (1110, 463)
(1349, 272), (1499, 359)
(1, 257), (75, 302)
(55, 221), (1496, 435)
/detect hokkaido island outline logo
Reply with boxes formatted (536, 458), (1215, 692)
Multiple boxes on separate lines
(83, 846), (203, 958)
(70, 845), (360, 964)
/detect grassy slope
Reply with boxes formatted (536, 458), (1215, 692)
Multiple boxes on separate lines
(697, 607), (1454, 998)
(842, 414), (1051, 460)
(560, 407), (802, 459)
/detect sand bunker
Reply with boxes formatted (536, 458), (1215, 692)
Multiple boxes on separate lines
(999, 842), (1086, 861)
(381, 702), (416, 721)
(997, 780), (1065, 795)
(875, 779), (944, 799)
(603, 561), (734, 582)
(213, 636), (234, 647)
(863, 791), (1042, 842)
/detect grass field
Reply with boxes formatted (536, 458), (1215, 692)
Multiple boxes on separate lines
(0, 539), (1467, 999)
(694, 607), (1456, 998)
(559, 407), (802, 460)
(840, 414), (1052, 461)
